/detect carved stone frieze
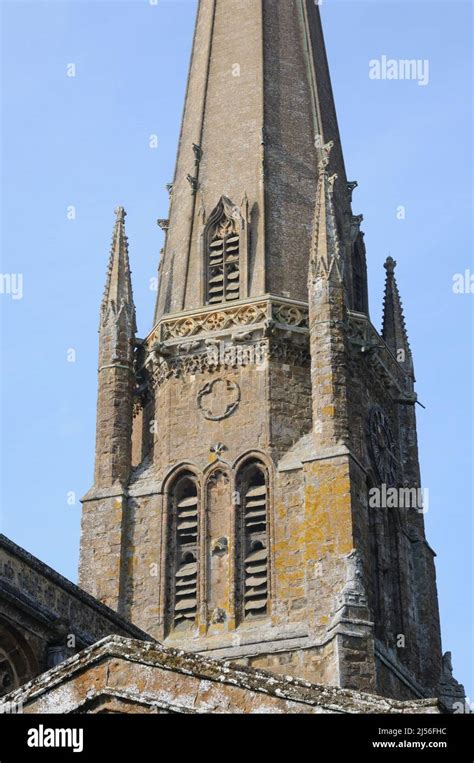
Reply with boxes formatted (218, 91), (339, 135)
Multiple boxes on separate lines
(160, 302), (268, 340)
(272, 303), (309, 329)
(152, 299), (309, 344)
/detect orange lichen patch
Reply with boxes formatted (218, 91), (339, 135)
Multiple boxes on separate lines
(321, 401), (335, 415)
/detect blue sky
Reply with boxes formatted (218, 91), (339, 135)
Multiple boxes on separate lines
(0, 0), (472, 698)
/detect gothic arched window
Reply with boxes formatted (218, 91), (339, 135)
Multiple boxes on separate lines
(236, 461), (269, 621)
(205, 196), (241, 305)
(368, 476), (404, 648)
(367, 477), (382, 639)
(166, 473), (199, 632)
(353, 235), (368, 314)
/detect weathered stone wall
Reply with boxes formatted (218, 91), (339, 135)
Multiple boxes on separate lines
(0, 536), (150, 696)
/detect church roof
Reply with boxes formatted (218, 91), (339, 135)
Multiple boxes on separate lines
(1, 634), (441, 715)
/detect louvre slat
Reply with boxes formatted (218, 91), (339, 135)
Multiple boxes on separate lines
(179, 509), (198, 518)
(175, 598), (197, 612)
(176, 576), (196, 595)
(177, 496), (198, 508)
(245, 599), (267, 611)
(245, 485), (267, 498)
(245, 564), (267, 574)
(245, 548), (267, 563)
(245, 499), (266, 508)
(245, 510), (266, 519)
(177, 520), (198, 530)
(245, 576), (267, 588)
(176, 562), (197, 577)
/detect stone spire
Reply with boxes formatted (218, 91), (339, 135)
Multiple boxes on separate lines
(154, 0), (351, 323)
(94, 207), (136, 489)
(100, 206), (136, 335)
(381, 256), (413, 377)
(308, 143), (349, 448)
(80, 208), (137, 607)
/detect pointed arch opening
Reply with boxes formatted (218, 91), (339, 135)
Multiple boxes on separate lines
(236, 460), (269, 622)
(367, 474), (404, 649)
(166, 472), (199, 633)
(352, 234), (369, 314)
(0, 620), (39, 696)
(367, 475), (383, 640)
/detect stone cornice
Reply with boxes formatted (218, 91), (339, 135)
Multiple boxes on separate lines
(144, 294), (309, 346)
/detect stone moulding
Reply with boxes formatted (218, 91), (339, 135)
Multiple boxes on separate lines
(143, 338), (311, 392)
(148, 295), (309, 344)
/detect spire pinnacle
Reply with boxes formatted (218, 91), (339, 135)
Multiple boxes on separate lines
(382, 256), (413, 375)
(309, 141), (343, 285)
(101, 206), (136, 334)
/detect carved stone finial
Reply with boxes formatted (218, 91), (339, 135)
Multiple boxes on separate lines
(186, 174), (199, 194)
(309, 157), (342, 284)
(210, 442), (227, 459)
(384, 256), (397, 273)
(114, 206), (126, 222)
(318, 140), (334, 172)
(350, 214), (364, 244)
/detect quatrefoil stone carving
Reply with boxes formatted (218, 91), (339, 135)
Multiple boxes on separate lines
(197, 378), (240, 421)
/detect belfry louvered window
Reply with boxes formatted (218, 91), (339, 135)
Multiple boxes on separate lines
(207, 231), (240, 304)
(168, 475), (199, 631)
(238, 463), (269, 619)
(205, 196), (242, 305)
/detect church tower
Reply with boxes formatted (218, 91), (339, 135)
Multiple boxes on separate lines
(79, 0), (457, 703)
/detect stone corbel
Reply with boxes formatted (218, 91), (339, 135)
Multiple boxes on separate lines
(347, 180), (358, 203)
(178, 340), (202, 353)
(233, 329), (254, 343)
